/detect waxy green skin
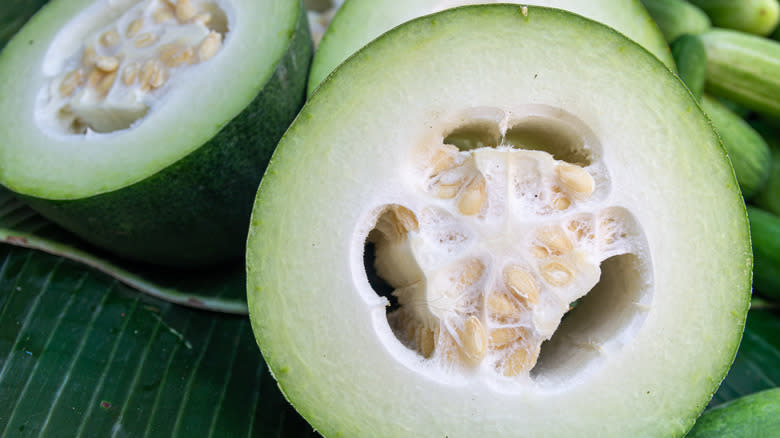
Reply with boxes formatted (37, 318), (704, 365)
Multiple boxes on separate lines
(0, 0), (48, 50)
(686, 388), (780, 437)
(248, 5), (751, 438)
(700, 95), (771, 199)
(0, 0), (313, 267)
(667, 35), (772, 199)
(701, 29), (780, 119)
(671, 34), (707, 99)
(747, 206), (780, 300)
(753, 121), (780, 216)
(642, 0), (711, 43)
(689, 0), (780, 37)
(756, 156), (780, 215)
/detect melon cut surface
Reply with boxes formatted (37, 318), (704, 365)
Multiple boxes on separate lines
(247, 5), (751, 437)
(0, 0), (311, 266)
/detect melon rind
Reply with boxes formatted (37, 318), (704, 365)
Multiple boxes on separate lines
(0, 0), (48, 50)
(248, 6), (751, 437)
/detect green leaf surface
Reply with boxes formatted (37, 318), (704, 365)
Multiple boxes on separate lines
(0, 188), (247, 314)
(0, 245), (315, 437)
(0, 240), (777, 436)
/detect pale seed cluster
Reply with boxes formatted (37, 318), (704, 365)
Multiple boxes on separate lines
(51, 0), (225, 133)
(371, 133), (636, 379)
(423, 143), (596, 219)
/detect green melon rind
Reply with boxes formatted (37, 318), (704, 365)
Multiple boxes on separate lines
(0, 0), (48, 50)
(0, 0), (312, 266)
(307, 0), (675, 95)
(686, 387), (780, 437)
(248, 5), (750, 437)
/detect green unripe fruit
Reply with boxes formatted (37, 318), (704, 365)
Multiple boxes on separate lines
(641, 0), (711, 43)
(671, 34), (707, 99)
(689, 0), (780, 37)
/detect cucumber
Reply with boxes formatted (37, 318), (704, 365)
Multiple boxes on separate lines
(700, 95), (771, 199)
(0, 0), (48, 50)
(752, 120), (780, 216)
(688, 0), (780, 37)
(718, 98), (753, 119)
(641, 0), (711, 43)
(755, 152), (780, 216)
(700, 28), (780, 118)
(671, 34), (707, 100)
(0, 0), (313, 267)
(687, 387), (780, 437)
(747, 206), (780, 300)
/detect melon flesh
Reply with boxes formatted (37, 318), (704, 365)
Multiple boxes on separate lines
(39, 0), (228, 134)
(247, 5), (750, 437)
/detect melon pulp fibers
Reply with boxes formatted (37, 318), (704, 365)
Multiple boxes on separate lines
(307, 0), (675, 95)
(247, 5), (751, 437)
(0, 0), (311, 267)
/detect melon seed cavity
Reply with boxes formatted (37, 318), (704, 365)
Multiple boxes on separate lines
(41, 0), (228, 134)
(367, 108), (651, 383)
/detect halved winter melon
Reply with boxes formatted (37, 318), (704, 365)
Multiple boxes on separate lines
(0, 0), (311, 266)
(248, 5), (750, 437)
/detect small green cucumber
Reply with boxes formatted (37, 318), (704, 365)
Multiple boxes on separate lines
(689, 0), (780, 36)
(755, 152), (780, 217)
(671, 34), (707, 100)
(687, 387), (780, 437)
(718, 98), (753, 119)
(701, 29), (780, 118)
(701, 95), (771, 199)
(753, 120), (780, 216)
(751, 118), (780, 151)
(747, 206), (780, 300)
(641, 0), (711, 43)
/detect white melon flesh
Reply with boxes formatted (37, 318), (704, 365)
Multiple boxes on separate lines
(248, 6), (750, 438)
(42, 0), (227, 134)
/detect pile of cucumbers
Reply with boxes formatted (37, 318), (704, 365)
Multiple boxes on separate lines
(644, 0), (780, 303)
